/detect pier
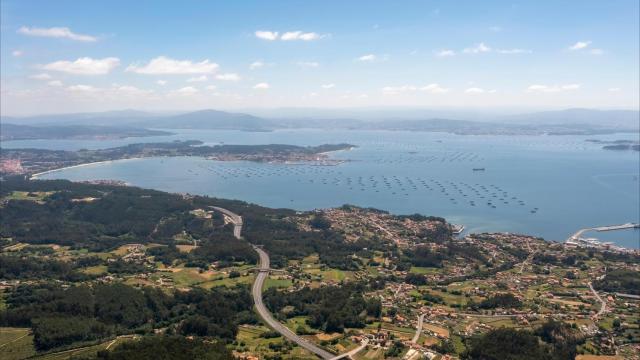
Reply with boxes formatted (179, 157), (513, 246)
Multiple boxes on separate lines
(566, 223), (639, 250)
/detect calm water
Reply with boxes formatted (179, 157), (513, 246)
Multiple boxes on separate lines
(5, 129), (639, 248)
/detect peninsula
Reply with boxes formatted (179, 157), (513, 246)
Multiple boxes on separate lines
(0, 141), (355, 176)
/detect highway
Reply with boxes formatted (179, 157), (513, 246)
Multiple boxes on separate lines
(210, 206), (243, 238)
(213, 206), (336, 359)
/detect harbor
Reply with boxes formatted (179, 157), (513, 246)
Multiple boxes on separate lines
(566, 223), (640, 252)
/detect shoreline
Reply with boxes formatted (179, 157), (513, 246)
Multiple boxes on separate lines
(30, 158), (144, 180)
(29, 147), (351, 179)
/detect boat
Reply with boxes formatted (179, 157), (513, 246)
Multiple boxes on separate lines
(472, 168), (486, 171)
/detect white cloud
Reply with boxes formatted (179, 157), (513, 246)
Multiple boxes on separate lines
(608, 87), (620, 92)
(321, 83), (335, 89)
(126, 56), (219, 75)
(568, 41), (591, 50)
(496, 48), (532, 54)
(253, 82), (270, 89)
(18, 26), (97, 42)
(255, 31), (279, 41)
(174, 86), (198, 95)
(435, 49), (455, 57)
(42, 57), (120, 75)
(114, 85), (152, 96)
(296, 61), (319, 68)
(465, 87), (486, 94)
(382, 85), (417, 94)
(356, 54), (377, 62)
(249, 61), (264, 70)
(67, 84), (98, 92)
(421, 83), (449, 93)
(12, 50), (23, 57)
(589, 48), (604, 55)
(463, 42), (491, 54)
(281, 31), (322, 41)
(255, 30), (324, 41)
(47, 80), (63, 87)
(526, 84), (581, 93)
(382, 84), (449, 95)
(30, 73), (52, 80)
(205, 85), (217, 90)
(187, 75), (208, 82)
(216, 73), (241, 81)
(156, 80), (167, 86)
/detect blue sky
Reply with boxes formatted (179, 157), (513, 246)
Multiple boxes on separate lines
(1, 0), (638, 115)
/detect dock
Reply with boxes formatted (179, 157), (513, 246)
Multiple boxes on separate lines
(566, 223), (639, 251)
(567, 223), (639, 241)
(592, 223), (639, 232)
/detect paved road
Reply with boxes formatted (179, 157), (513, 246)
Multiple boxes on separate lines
(213, 206), (335, 359)
(411, 313), (426, 344)
(329, 338), (369, 360)
(588, 282), (607, 318)
(252, 245), (335, 359)
(210, 206), (243, 238)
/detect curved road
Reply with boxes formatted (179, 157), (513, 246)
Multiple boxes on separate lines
(212, 206), (336, 359)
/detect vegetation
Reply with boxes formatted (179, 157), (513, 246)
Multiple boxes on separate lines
(477, 293), (523, 310)
(462, 325), (576, 360)
(0, 283), (253, 350)
(593, 269), (640, 295)
(264, 282), (379, 333)
(93, 336), (233, 360)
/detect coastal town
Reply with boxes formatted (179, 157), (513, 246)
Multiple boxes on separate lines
(1, 182), (637, 359)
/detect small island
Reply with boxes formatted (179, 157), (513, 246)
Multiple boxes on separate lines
(0, 140), (355, 176)
(586, 139), (640, 152)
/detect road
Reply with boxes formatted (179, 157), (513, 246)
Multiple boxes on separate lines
(411, 313), (426, 344)
(210, 206), (243, 238)
(588, 281), (607, 318)
(213, 206), (336, 359)
(329, 338), (369, 360)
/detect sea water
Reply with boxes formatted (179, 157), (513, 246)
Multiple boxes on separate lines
(5, 129), (639, 248)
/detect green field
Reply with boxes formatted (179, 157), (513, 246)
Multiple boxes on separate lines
(32, 337), (132, 360)
(0, 327), (35, 360)
(264, 278), (293, 289)
(3, 191), (55, 203)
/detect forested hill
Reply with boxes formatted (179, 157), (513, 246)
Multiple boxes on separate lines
(0, 123), (172, 141)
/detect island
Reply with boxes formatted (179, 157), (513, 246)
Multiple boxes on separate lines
(586, 139), (640, 152)
(0, 140), (355, 176)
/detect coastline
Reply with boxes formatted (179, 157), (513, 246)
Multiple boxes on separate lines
(30, 158), (143, 180)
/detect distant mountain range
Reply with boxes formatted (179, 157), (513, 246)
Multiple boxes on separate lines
(1, 108), (638, 138)
(0, 123), (172, 141)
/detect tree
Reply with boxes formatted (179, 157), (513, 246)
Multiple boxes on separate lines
(94, 336), (233, 360)
(463, 328), (553, 360)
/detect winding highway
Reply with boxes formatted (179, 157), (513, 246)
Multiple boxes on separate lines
(212, 206), (337, 359)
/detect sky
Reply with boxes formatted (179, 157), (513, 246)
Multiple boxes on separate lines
(1, 0), (639, 116)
